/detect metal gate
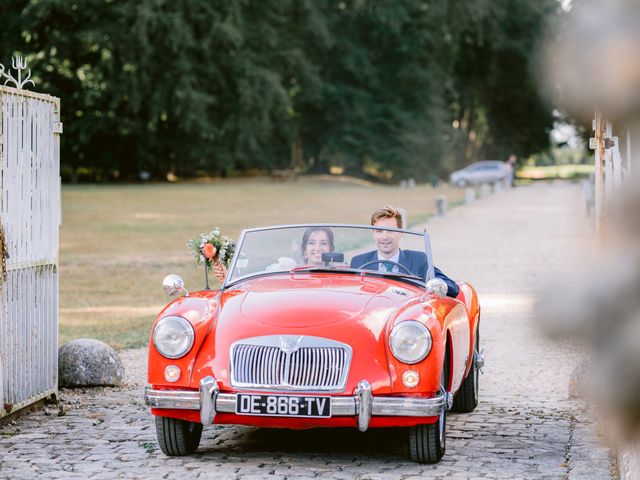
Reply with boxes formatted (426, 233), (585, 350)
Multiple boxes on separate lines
(0, 62), (62, 418)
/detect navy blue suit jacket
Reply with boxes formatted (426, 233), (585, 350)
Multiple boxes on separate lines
(350, 249), (459, 298)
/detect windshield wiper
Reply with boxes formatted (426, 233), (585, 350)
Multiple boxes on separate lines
(289, 265), (348, 274)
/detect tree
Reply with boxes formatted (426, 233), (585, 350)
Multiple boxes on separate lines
(0, 0), (559, 181)
(448, 0), (559, 167)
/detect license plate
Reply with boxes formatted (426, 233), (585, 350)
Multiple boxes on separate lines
(235, 393), (331, 418)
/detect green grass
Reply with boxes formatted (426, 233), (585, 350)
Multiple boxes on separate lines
(517, 164), (594, 180)
(59, 176), (464, 349)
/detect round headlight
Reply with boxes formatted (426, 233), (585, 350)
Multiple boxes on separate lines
(153, 316), (195, 359)
(389, 320), (432, 364)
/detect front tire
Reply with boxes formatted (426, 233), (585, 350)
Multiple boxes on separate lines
(408, 354), (448, 464)
(451, 325), (480, 413)
(408, 409), (446, 464)
(155, 416), (203, 456)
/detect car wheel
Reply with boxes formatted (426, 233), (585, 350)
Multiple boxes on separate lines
(408, 353), (448, 464)
(451, 325), (480, 413)
(155, 416), (203, 456)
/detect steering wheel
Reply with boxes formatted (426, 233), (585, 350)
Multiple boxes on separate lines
(358, 259), (414, 276)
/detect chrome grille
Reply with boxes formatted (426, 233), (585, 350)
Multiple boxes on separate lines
(233, 345), (286, 385)
(230, 336), (351, 391)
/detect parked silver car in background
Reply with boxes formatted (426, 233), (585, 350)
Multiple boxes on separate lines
(449, 161), (509, 187)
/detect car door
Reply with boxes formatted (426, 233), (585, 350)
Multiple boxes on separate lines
(480, 165), (496, 182)
(465, 164), (481, 183)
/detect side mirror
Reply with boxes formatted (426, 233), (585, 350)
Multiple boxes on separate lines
(426, 278), (448, 298)
(162, 274), (188, 297)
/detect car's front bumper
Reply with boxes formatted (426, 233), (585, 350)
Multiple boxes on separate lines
(144, 377), (451, 432)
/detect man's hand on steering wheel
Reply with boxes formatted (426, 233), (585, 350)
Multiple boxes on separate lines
(358, 259), (414, 276)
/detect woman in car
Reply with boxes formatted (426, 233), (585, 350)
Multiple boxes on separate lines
(214, 226), (335, 282)
(300, 227), (335, 265)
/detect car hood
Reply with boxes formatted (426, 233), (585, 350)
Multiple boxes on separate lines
(191, 273), (425, 391)
(215, 273), (421, 331)
(228, 274), (408, 329)
(239, 277), (382, 327)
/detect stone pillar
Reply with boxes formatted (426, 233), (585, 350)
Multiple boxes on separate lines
(480, 183), (491, 197)
(465, 188), (475, 204)
(435, 196), (447, 217)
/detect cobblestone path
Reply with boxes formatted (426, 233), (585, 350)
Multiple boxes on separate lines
(0, 183), (615, 479)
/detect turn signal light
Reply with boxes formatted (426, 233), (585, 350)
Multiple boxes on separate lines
(164, 365), (181, 383)
(402, 370), (420, 388)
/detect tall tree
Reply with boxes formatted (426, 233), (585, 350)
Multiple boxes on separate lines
(448, 0), (559, 167)
(0, 0), (559, 181)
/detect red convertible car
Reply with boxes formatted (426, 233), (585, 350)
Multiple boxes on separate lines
(144, 224), (482, 463)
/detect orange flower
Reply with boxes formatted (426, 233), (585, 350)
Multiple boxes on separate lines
(203, 243), (217, 260)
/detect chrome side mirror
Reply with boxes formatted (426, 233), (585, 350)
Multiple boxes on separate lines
(162, 274), (188, 297)
(426, 278), (448, 298)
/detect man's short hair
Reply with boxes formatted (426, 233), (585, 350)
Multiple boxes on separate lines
(371, 206), (403, 228)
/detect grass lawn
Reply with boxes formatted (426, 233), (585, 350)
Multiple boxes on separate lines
(517, 164), (594, 180)
(60, 175), (464, 349)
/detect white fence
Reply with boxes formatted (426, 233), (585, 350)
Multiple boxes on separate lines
(0, 84), (61, 418)
(591, 114), (633, 226)
(591, 114), (640, 480)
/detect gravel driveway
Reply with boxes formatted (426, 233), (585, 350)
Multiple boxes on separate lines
(0, 182), (615, 479)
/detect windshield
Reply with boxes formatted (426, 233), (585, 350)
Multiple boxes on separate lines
(224, 224), (434, 288)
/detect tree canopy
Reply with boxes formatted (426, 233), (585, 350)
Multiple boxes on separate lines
(0, 0), (559, 182)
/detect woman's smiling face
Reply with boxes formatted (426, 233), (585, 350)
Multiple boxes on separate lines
(305, 230), (332, 265)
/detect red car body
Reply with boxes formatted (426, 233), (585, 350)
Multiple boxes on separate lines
(145, 225), (481, 463)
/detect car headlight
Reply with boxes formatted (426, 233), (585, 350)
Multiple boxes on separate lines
(389, 320), (432, 364)
(152, 316), (195, 359)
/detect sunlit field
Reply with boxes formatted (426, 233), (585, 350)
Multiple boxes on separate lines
(517, 164), (594, 180)
(60, 176), (464, 349)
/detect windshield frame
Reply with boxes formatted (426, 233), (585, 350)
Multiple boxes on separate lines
(220, 223), (435, 291)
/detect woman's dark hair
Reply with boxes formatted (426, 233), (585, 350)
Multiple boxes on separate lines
(300, 227), (335, 261)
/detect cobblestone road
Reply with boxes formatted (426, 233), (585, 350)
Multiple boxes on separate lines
(0, 183), (616, 479)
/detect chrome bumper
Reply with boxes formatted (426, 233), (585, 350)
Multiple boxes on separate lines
(145, 378), (451, 432)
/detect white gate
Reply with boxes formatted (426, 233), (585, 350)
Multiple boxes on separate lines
(0, 65), (62, 418)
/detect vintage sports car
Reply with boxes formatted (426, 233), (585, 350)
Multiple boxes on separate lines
(144, 224), (482, 463)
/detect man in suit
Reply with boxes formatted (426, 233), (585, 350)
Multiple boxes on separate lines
(350, 206), (459, 298)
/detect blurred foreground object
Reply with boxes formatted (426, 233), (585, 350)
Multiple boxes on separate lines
(537, 184), (640, 441)
(538, 2), (640, 475)
(541, 0), (640, 122)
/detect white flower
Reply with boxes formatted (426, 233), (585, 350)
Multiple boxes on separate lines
(265, 257), (297, 272)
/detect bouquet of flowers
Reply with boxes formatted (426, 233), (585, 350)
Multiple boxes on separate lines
(187, 228), (236, 271)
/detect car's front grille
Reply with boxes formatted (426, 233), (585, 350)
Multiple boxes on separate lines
(230, 336), (351, 391)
